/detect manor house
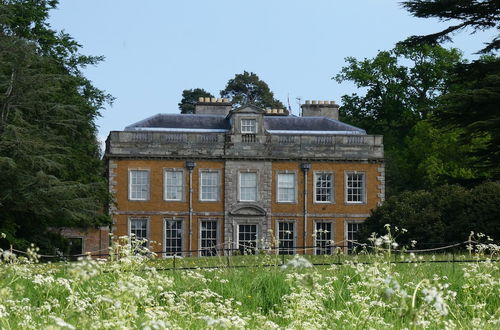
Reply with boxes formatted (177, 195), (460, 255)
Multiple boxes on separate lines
(105, 98), (384, 256)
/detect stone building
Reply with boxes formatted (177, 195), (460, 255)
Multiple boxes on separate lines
(105, 98), (384, 256)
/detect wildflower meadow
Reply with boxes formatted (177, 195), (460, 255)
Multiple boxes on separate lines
(0, 229), (499, 329)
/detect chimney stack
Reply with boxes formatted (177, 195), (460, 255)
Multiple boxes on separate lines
(301, 100), (339, 120)
(194, 97), (232, 116)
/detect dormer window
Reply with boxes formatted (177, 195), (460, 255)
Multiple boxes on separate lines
(241, 119), (257, 134)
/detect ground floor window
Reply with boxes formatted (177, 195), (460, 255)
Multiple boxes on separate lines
(67, 237), (83, 257)
(277, 221), (295, 255)
(165, 219), (183, 256)
(346, 221), (363, 253)
(129, 217), (148, 246)
(315, 221), (334, 255)
(200, 219), (218, 256)
(238, 224), (258, 255)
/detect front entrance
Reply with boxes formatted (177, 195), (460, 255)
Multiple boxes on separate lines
(237, 224), (258, 254)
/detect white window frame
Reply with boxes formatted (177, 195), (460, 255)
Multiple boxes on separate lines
(276, 172), (297, 203)
(164, 169), (184, 201)
(344, 220), (364, 254)
(128, 169), (150, 201)
(241, 118), (257, 134)
(276, 220), (296, 255)
(239, 172), (258, 202)
(314, 220), (335, 255)
(163, 218), (183, 257)
(199, 218), (219, 257)
(314, 172), (334, 204)
(128, 217), (149, 247)
(199, 170), (220, 202)
(345, 171), (366, 204)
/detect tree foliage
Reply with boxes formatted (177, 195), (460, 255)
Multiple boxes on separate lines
(401, 0), (500, 53)
(0, 0), (112, 250)
(178, 88), (214, 114)
(220, 71), (285, 109)
(335, 44), (475, 194)
(361, 182), (500, 246)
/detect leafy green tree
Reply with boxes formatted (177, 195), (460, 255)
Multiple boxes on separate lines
(220, 71), (285, 109)
(361, 182), (500, 246)
(401, 0), (500, 181)
(178, 88), (214, 114)
(335, 44), (472, 194)
(0, 0), (112, 251)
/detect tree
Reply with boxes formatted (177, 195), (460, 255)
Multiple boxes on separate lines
(178, 88), (214, 114)
(335, 44), (474, 194)
(401, 0), (500, 53)
(220, 71), (285, 109)
(0, 0), (112, 251)
(401, 0), (500, 180)
(360, 182), (500, 246)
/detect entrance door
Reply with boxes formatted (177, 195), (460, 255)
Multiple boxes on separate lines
(238, 224), (258, 254)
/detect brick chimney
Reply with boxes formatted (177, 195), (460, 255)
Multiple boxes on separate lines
(301, 100), (339, 120)
(195, 97), (232, 116)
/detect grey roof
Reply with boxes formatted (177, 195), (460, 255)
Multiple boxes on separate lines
(264, 116), (365, 134)
(125, 113), (230, 131)
(125, 113), (365, 134)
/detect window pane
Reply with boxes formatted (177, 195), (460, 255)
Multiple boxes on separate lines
(165, 170), (183, 200)
(315, 222), (333, 255)
(315, 173), (333, 202)
(201, 171), (219, 201)
(240, 172), (257, 201)
(278, 173), (295, 202)
(200, 220), (218, 256)
(165, 219), (183, 256)
(346, 173), (365, 203)
(347, 222), (363, 253)
(129, 170), (149, 200)
(238, 224), (257, 254)
(278, 222), (294, 255)
(241, 119), (256, 133)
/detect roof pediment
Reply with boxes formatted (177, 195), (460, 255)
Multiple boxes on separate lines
(229, 104), (265, 116)
(229, 204), (267, 216)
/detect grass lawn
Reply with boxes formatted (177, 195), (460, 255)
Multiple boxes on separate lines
(0, 242), (498, 329)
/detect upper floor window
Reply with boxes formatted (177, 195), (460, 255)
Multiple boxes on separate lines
(241, 119), (256, 133)
(277, 173), (296, 203)
(315, 172), (333, 203)
(200, 170), (220, 201)
(346, 172), (365, 203)
(129, 170), (149, 200)
(240, 172), (257, 202)
(164, 170), (183, 201)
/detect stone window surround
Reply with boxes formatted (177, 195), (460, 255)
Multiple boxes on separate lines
(163, 168), (185, 202)
(344, 170), (367, 205)
(276, 219), (297, 254)
(163, 217), (184, 257)
(276, 170), (298, 204)
(128, 216), (150, 247)
(313, 219), (336, 255)
(344, 219), (365, 253)
(238, 170), (258, 202)
(198, 218), (220, 257)
(313, 171), (335, 204)
(128, 168), (150, 201)
(198, 169), (221, 202)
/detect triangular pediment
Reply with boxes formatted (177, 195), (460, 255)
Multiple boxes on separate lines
(229, 104), (266, 116)
(229, 204), (267, 216)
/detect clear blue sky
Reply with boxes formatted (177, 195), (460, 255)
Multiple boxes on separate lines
(48, 0), (494, 144)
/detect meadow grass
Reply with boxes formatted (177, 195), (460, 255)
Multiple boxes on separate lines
(0, 232), (499, 329)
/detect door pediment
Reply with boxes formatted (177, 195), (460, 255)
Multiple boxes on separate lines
(229, 204), (267, 216)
